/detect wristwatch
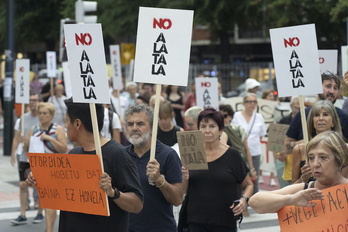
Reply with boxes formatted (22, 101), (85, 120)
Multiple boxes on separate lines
(241, 196), (249, 204)
(109, 187), (120, 200)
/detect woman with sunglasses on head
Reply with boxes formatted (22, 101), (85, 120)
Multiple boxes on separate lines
(291, 100), (348, 184)
(24, 102), (67, 232)
(232, 93), (266, 194)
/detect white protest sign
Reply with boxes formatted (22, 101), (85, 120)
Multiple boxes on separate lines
(62, 62), (72, 98)
(128, 59), (135, 83)
(64, 24), (109, 104)
(133, 7), (193, 86)
(195, 77), (219, 110)
(222, 97), (276, 131)
(46, 51), (57, 78)
(341, 46), (348, 76)
(270, 24), (322, 97)
(110, 45), (123, 90)
(15, 59), (30, 104)
(318, 50), (338, 74)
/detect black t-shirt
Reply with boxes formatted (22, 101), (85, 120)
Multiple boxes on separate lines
(187, 147), (249, 229)
(58, 140), (143, 232)
(157, 125), (181, 147)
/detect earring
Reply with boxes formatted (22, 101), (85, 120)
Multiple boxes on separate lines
(338, 168), (342, 173)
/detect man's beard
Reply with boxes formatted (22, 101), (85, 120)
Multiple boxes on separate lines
(128, 131), (151, 147)
(318, 93), (336, 104)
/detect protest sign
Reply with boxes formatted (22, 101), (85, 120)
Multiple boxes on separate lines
(278, 183), (348, 232)
(195, 77), (219, 110)
(64, 23), (109, 104)
(110, 45), (123, 90)
(28, 153), (109, 216)
(270, 24), (322, 98)
(318, 50), (338, 74)
(342, 46), (348, 76)
(133, 7), (193, 86)
(267, 124), (289, 153)
(177, 131), (208, 170)
(15, 59), (30, 104)
(222, 97), (276, 130)
(46, 51), (57, 78)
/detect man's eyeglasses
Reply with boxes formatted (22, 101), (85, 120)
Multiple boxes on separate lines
(244, 100), (257, 104)
(222, 114), (229, 119)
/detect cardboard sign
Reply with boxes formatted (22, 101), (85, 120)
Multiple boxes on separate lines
(267, 124), (289, 152)
(278, 183), (348, 232)
(64, 24), (109, 104)
(62, 62), (73, 98)
(177, 131), (208, 170)
(28, 153), (109, 216)
(222, 97), (276, 131)
(341, 46), (348, 76)
(109, 45), (123, 90)
(195, 77), (219, 110)
(270, 24), (322, 97)
(46, 51), (57, 78)
(318, 50), (338, 74)
(15, 59), (30, 104)
(133, 7), (193, 86)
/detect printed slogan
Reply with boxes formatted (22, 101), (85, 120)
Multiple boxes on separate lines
(28, 153), (109, 216)
(278, 183), (348, 232)
(177, 131), (208, 170)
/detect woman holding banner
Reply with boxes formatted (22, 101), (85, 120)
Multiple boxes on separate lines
(24, 102), (67, 232)
(183, 108), (253, 232)
(249, 131), (348, 213)
(291, 100), (347, 184)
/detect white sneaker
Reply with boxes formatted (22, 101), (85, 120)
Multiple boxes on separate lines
(259, 176), (264, 184)
(270, 178), (277, 187)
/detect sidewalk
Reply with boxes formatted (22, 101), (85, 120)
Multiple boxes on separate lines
(0, 154), (20, 206)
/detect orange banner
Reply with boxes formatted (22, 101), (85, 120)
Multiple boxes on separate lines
(278, 183), (348, 232)
(28, 153), (109, 216)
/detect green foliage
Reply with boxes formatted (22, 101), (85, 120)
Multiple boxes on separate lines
(0, 0), (347, 59)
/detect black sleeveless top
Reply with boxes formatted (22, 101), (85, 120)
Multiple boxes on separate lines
(300, 160), (316, 182)
(304, 181), (316, 189)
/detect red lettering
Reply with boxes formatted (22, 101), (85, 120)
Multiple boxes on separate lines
(201, 82), (211, 87)
(75, 33), (92, 46)
(112, 50), (117, 55)
(319, 57), (325, 64)
(153, 18), (172, 30)
(19, 67), (24, 72)
(284, 37), (300, 48)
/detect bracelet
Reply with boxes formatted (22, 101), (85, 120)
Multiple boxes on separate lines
(156, 177), (166, 188)
(250, 168), (255, 171)
(241, 196), (249, 204)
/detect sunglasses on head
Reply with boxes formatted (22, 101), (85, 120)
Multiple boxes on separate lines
(322, 71), (339, 79)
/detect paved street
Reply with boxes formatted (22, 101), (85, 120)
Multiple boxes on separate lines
(0, 114), (280, 232)
(0, 152), (280, 232)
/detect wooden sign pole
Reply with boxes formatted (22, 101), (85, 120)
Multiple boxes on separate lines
(149, 84), (162, 160)
(299, 95), (308, 146)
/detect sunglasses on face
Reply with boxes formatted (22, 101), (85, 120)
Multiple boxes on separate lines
(244, 100), (257, 104)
